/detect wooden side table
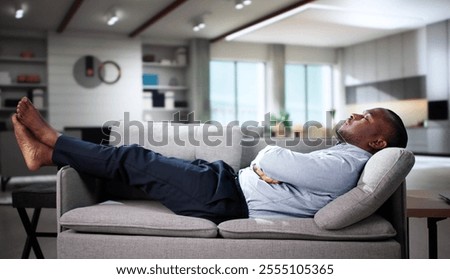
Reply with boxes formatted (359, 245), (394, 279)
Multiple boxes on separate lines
(407, 190), (450, 259)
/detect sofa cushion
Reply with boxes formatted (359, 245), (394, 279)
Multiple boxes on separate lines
(218, 214), (395, 240)
(314, 147), (415, 230)
(60, 200), (218, 238)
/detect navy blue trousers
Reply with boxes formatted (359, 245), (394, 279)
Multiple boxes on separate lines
(53, 135), (248, 224)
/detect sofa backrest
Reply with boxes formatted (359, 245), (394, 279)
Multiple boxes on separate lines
(109, 121), (338, 172)
(109, 121), (336, 170)
(109, 122), (244, 171)
(109, 122), (197, 160)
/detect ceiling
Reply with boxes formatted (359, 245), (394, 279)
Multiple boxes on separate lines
(1, 0), (450, 47)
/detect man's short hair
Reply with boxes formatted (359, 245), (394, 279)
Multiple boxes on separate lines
(385, 109), (408, 148)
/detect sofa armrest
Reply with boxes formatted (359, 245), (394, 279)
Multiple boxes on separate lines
(56, 166), (102, 232)
(377, 181), (408, 258)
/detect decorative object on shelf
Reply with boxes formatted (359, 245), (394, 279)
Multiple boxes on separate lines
(0, 72), (11, 85)
(165, 91), (175, 109)
(26, 74), (40, 83)
(16, 75), (26, 83)
(175, 48), (187, 65)
(160, 59), (171, 65)
(168, 77), (179, 86)
(174, 100), (188, 108)
(20, 51), (35, 58)
(142, 74), (158, 86)
(143, 91), (153, 110)
(16, 74), (41, 84)
(4, 99), (21, 108)
(151, 91), (165, 107)
(32, 89), (44, 109)
(143, 54), (155, 62)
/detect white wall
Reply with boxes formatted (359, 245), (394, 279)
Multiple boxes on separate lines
(285, 45), (336, 64)
(210, 41), (268, 61)
(211, 41), (336, 64)
(47, 32), (142, 130)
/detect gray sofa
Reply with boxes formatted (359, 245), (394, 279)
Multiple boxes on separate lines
(56, 122), (415, 258)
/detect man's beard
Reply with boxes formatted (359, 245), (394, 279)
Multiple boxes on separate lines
(334, 120), (347, 143)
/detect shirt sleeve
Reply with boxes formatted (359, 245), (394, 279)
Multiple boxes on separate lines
(254, 145), (364, 196)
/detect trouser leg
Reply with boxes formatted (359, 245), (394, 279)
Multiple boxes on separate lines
(53, 135), (248, 223)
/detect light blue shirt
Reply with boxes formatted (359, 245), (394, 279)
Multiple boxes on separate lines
(238, 144), (372, 218)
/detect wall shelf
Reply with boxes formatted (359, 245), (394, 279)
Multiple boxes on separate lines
(0, 83), (47, 89)
(0, 107), (47, 112)
(142, 62), (186, 69)
(0, 56), (47, 64)
(143, 85), (187, 91)
(143, 108), (188, 112)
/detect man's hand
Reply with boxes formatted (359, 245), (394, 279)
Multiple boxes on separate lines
(253, 165), (280, 184)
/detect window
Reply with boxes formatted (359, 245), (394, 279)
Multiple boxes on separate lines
(285, 64), (333, 125)
(210, 61), (265, 124)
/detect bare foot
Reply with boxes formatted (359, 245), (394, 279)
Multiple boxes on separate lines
(16, 97), (60, 148)
(12, 114), (54, 171)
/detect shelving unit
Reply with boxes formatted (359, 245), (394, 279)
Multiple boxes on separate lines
(0, 35), (48, 128)
(141, 44), (190, 122)
(0, 35), (53, 188)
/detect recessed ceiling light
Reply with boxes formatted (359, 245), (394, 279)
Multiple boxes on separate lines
(193, 19), (206, 32)
(107, 10), (119, 26)
(235, 0), (244, 10)
(15, 7), (24, 19)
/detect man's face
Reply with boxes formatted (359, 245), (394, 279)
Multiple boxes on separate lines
(337, 108), (391, 149)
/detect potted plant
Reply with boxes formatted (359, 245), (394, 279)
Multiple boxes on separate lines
(270, 111), (292, 137)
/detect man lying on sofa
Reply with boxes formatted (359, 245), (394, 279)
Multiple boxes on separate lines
(12, 97), (408, 224)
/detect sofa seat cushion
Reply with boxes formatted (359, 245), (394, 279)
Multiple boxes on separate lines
(60, 200), (218, 238)
(218, 214), (396, 241)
